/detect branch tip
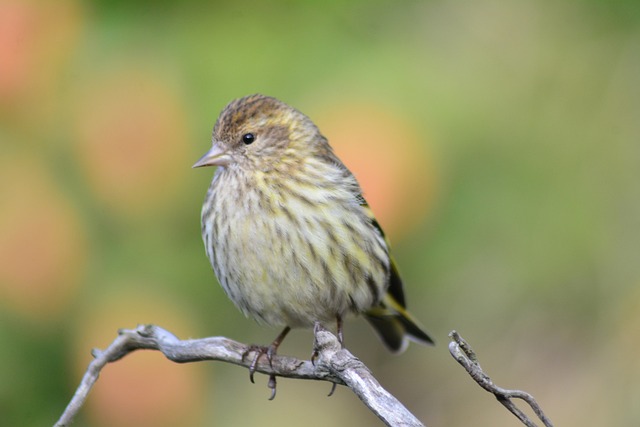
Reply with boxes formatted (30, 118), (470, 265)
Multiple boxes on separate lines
(448, 330), (554, 427)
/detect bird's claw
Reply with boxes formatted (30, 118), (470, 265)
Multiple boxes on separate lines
(268, 375), (277, 400)
(327, 383), (337, 397)
(243, 344), (273, 383)
(241, 327), (291, 399)
(243, 344), (280, 398)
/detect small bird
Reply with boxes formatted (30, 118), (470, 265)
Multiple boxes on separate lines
(194, 94), (433, 397)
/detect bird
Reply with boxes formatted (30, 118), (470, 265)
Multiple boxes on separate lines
(193, 94), (433, 398)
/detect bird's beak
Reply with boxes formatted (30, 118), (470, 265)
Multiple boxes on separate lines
(192, 142), (231, 168)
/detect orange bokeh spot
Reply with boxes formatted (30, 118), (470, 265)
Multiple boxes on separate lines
(74, 289), (206, 427)
(0, 0), (34, 100)
(0, 152), (87, 321)
(315, 102), (438, 240)
(74, 68), (190, 218)
(0, 0), (83, 109)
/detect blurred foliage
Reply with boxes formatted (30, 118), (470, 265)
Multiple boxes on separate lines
(1, 0), (639, 426)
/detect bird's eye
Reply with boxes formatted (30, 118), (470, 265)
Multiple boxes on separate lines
(242, 133), (256, 144)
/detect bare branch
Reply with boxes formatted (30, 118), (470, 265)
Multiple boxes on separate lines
(55, 324), (425, 427)
(448, 330), (554, 427)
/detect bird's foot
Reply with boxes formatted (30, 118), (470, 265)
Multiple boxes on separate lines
(242, 344), (279, 400)
(242, 343), (279, 382)
(241, 326), (291, 400)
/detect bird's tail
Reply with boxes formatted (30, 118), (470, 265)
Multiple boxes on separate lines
(364, 293), (434, 353)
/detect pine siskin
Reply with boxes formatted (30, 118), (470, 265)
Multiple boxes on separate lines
(194, 94), (433, 395)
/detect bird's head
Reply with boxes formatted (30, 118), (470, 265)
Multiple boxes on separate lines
(193, 94), (323, 171)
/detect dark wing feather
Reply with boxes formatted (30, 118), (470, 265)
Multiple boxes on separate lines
(357, 196), (407, 308)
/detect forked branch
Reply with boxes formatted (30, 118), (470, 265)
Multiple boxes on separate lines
(54, 324), (425, 427)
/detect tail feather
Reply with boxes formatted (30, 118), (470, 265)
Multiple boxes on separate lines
(365, 294), (434, 353)
(364, 312), (406, 352)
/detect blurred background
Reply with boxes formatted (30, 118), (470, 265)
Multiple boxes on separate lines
(1, 0), (639, 425)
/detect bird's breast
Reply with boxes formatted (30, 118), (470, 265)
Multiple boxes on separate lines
(202, 169), (390, 327)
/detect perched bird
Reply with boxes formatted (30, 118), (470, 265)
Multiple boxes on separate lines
(194, 94), (433, 396)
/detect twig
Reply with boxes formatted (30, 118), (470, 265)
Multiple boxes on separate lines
(55, 324), (425, 427)
(448, 330), (554, 427)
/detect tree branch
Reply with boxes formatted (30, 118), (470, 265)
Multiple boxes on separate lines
(448, 330), (554, 427)
(55, 324), (425, 427)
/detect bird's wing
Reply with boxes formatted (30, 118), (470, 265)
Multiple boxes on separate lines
(357, 195), (407, 308)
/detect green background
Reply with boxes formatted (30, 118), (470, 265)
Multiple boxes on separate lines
(1, 0), (639, 426)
